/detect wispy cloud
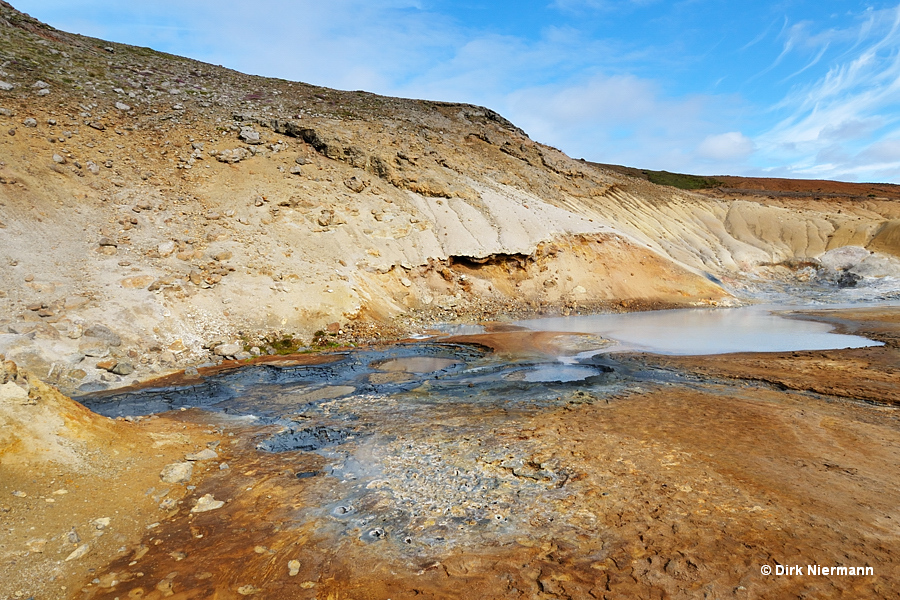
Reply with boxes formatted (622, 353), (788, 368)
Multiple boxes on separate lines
(551, 0), (661, 12)
(780, 41), (829, 82)
(740, 16), (781, 51)
(754, 5), (900, 181)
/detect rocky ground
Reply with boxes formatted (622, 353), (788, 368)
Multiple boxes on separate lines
(3, 307), (899, 600)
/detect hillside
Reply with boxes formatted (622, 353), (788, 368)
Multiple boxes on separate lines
(0, 1), (898, 394)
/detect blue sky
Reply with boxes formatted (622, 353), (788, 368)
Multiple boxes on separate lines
(13, 1), (900, 182)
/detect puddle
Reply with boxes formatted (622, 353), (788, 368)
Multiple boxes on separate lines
(507, 365), (606, 383)
(374, 357), (461, 373)
(520, 305), (883, 355)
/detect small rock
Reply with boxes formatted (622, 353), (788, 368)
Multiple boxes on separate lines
(237, 585), (261, 596)
(98, 236), (117, 247)
(32, 80), (50, 89)
(79, 341), (109, 358)
(91, 517), (111, 530)
(0, 81), (14, 91)
(191, 493), (225, 513)
(84, 324), (122, 346)
(65, 544), (91, 561)
(344, 176), (367, 193)
(12, 490), (26, 497)
(0, 381), (30, 404)
(52, 153), (66, 164)
(216, 148), (250, 163)
(160, 462), (193, 484)
(88, 121), (105, 131)
(317, 210), (334, 227)
(219, 462), (230, 470)
(214, 343), (242, 357)
(36, 88), (50, 96)
(288, 560), (301, 577)
(25, 538), (48, 553)
(157, 240), (176, 257)
(115, 102), (131, 111)
(213, 250), (233, 261)
(295, 156), (309, 165)
(95, 358), (117, 371)
(111, 361), (134, 376)
(185, 448), (218, 461)
(23, 118), (37, 128)
(239, 127), (261, 145)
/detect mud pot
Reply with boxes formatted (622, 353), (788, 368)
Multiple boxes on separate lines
(7, 307), (900, 600)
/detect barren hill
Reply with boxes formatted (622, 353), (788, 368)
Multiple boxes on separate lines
(0, 1), (898, 394)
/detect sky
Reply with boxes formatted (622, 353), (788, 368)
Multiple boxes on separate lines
(12, 1), (900, 182)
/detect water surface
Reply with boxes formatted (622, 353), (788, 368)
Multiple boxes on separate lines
(520, 305), (882, 355)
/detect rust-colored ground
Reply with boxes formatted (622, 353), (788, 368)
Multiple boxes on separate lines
(644, 306), (900, 406)
(708, 176), (900, 200)
(4, 308), (900, 600)
(76, 386), (900, 600)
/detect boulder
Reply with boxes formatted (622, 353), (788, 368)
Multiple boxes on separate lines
(111, 361), (134, 376)
(186, 448), (218, 461)
(160, 462), (193, 484)
(84, 324), (121, 346)
(239, 127), (261, 145)
(344, 176), (367, 193)
(191, 493), (224, 513)
(214, 343), (242, 357)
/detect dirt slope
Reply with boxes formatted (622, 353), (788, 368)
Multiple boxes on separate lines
(0, 1), (898, 396)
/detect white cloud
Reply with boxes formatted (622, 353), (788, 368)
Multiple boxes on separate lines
(491, 74), (749, 173)
(747, 5), (900, 181)
(859, 139), (900, 163)
(818, 117), (884, 141)
(697, 132), (755, 161)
